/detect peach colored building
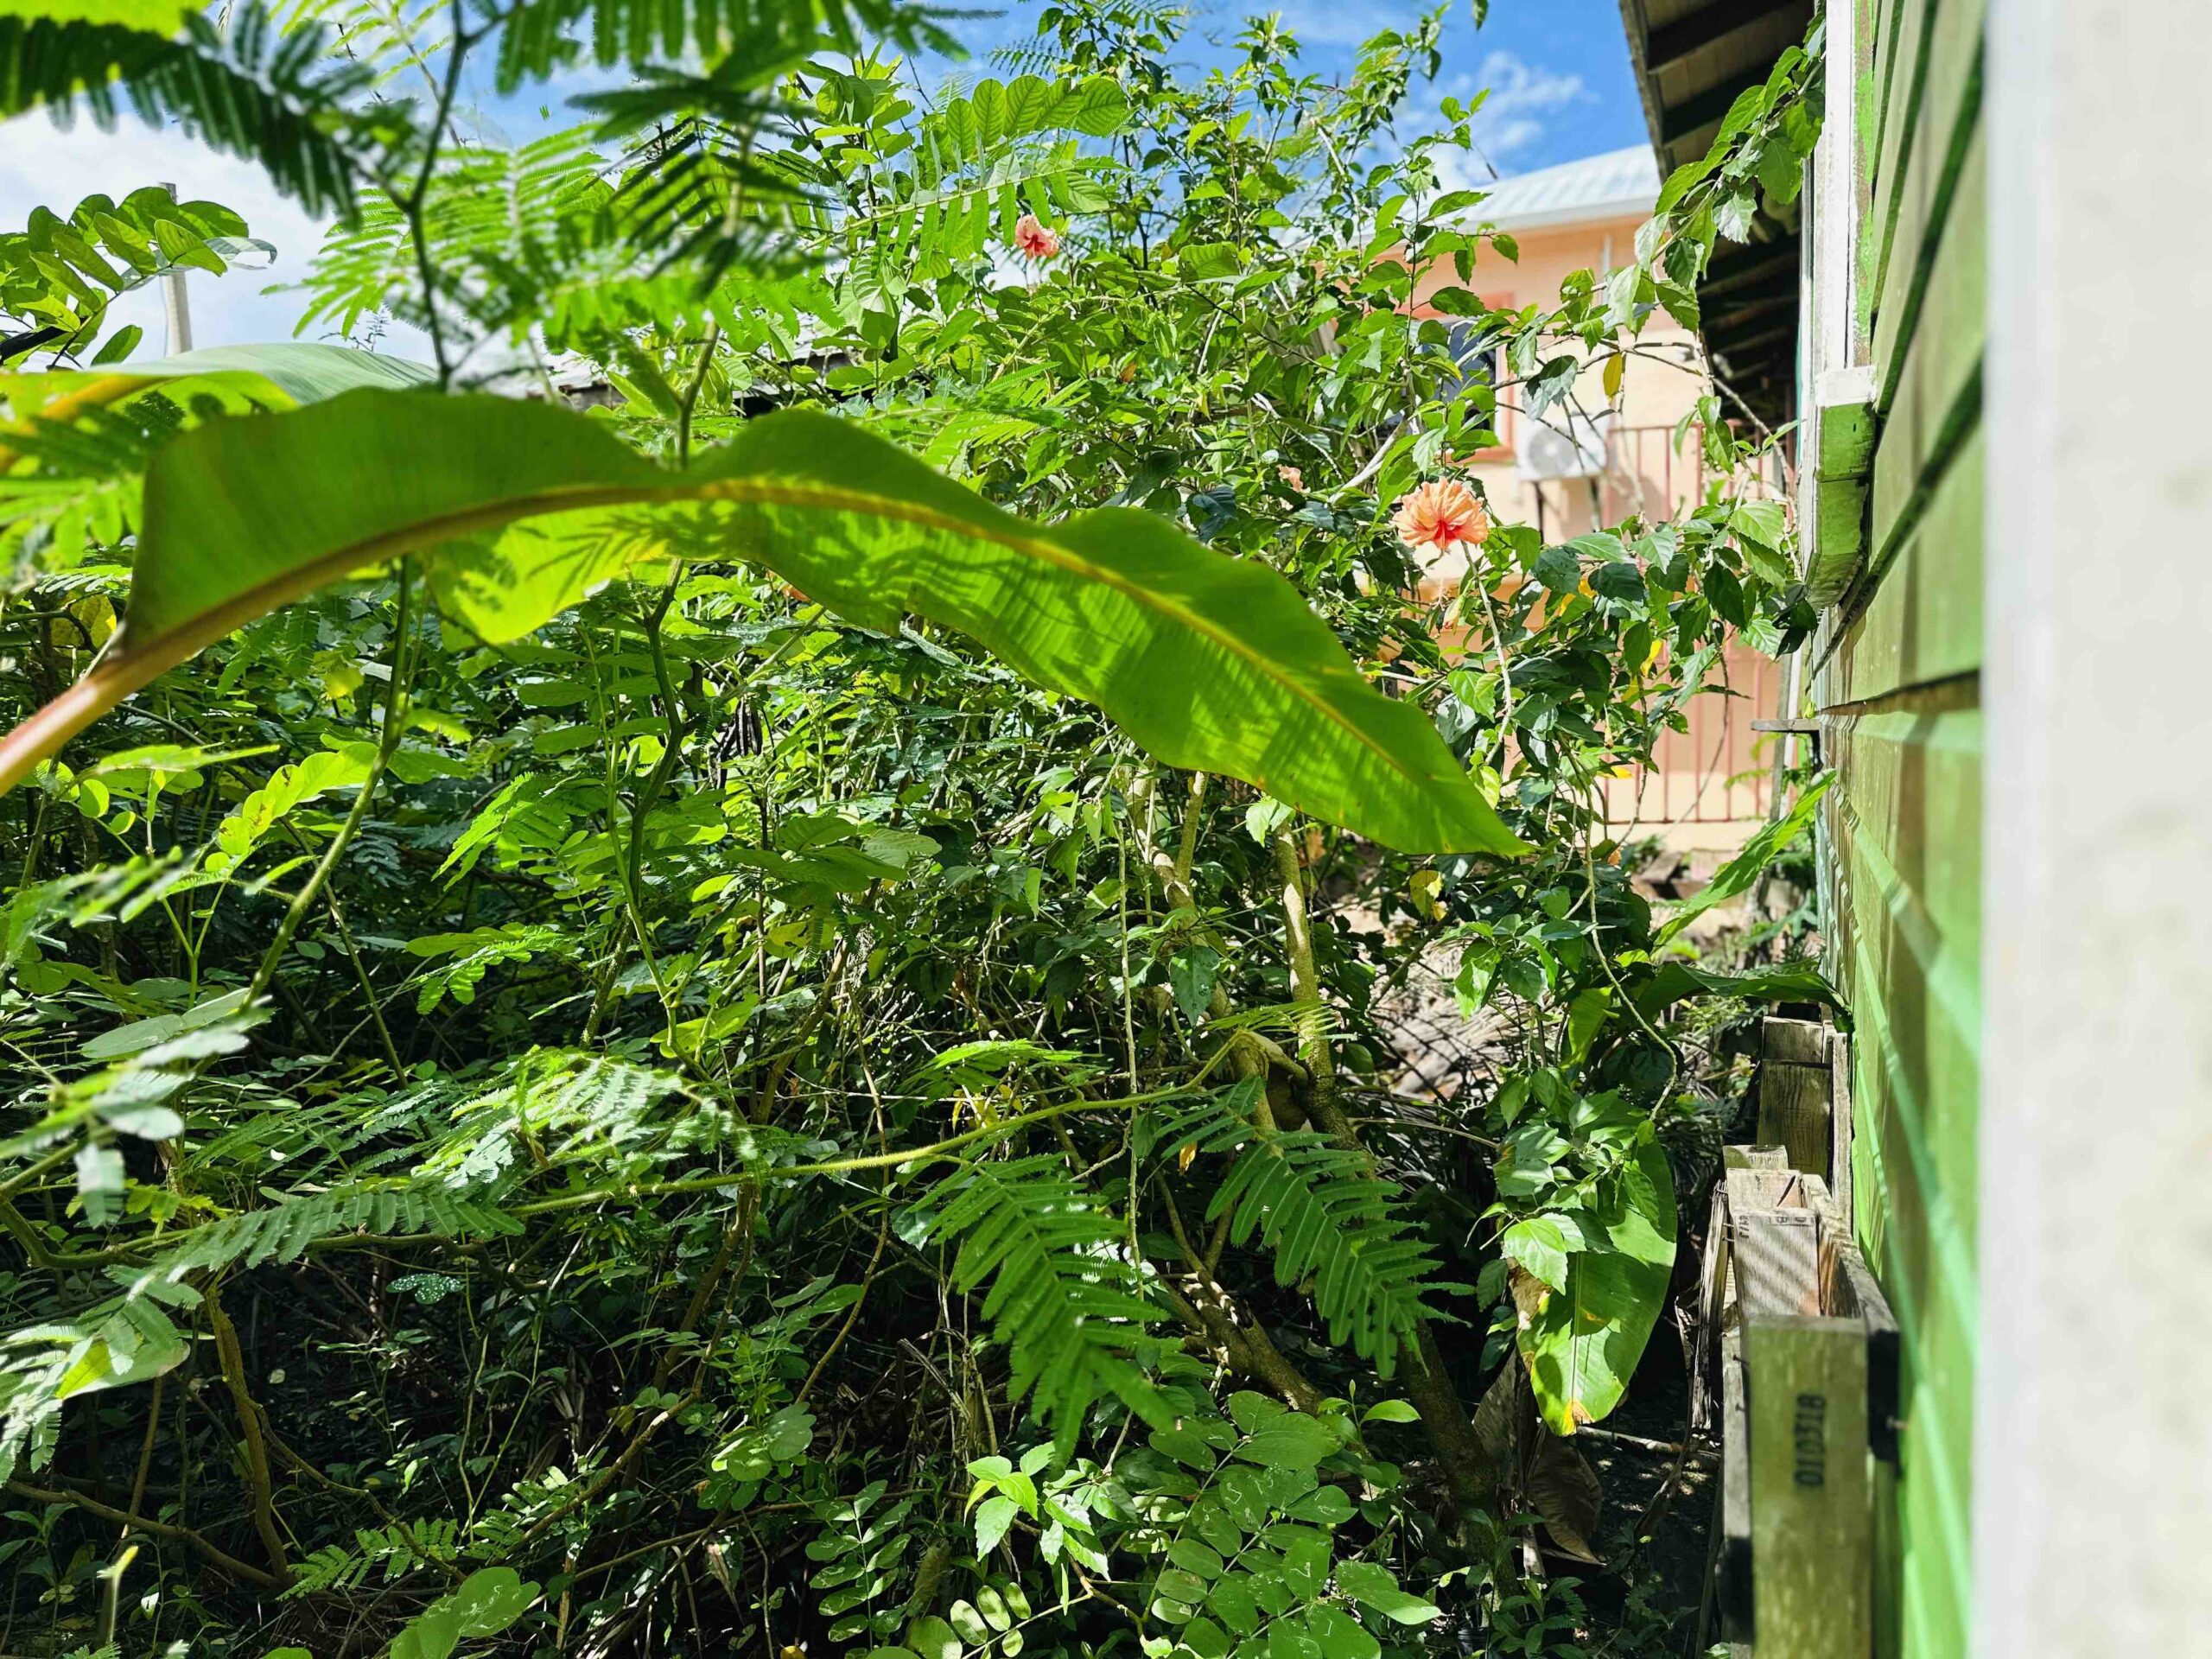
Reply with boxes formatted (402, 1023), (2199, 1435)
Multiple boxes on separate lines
(1414, 146), (1777, 845)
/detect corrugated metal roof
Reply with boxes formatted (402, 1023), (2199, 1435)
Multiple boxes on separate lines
(1616, 0), (1809, 424)
(1618, 0), (1815, 171)
(1461, 145), (1662, 232)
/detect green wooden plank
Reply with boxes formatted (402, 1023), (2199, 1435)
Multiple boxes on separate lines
(1859, 0), (1935, 324)
(1827, 720), (1979, 1268)
(1867, 0), (1914, 168)
(1808, 391), (1879, 609)
(1853, 0), (1887, 353)
(1872, 0), (1984, 410)
(1820, 702), (1980, 1659)
(1810, 129), (1986, 662)
(1822, 426), (1983, 708)
(1872, 130), (1986, 556)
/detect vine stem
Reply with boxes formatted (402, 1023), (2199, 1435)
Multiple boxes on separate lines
(1268, 825), (1500, 1516)
(505, 1082), (1208, 1221)
(247, 563), (416, 1007)
(7, 1479), (283, 1590)
(205, 1281), (291, 1581)
(404, 0), (473, 386)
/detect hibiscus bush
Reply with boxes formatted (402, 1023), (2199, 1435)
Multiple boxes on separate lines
(0, 0), (1826, 1652)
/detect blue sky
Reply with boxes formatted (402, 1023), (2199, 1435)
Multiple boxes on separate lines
(0, 0), (1648, 355)
(1172, 0), (1645, 177)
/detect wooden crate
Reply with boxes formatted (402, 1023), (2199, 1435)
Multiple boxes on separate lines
(1703, 1054), (1900, 1658)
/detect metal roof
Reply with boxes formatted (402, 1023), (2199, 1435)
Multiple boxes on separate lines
(1618, 0), (1815, 175)
(1616, 0), (1811, 425)
(1466, 145), (1661, 232)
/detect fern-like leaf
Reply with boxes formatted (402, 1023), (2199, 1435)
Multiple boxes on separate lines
(912, 1154), (1170, 1450)
(1158, 1081), (1462, 1377)
(490, 0), (950, 93)
(279, 1517), (463, 1598)
(120, 1183), (521, 1296)
(0, 5), (383, 217)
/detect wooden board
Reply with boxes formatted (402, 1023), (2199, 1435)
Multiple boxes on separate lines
(1725, 1144), (1792, 1172)
(1694, 1184), (1731, 1433)
(1821, 704), (1980, 1657)
(1828, 1031), (1855, 1227)
(1868, 130), (1986, 564)
(1870, 0), (1985, 402)
(1732, 1205), (1821, 1319)
(1758, 1060), (1832, 1180)
(1821, 1240), (1903, 1467)
(1726, 1165), (1806, 1218)
(1719, 1325), (1754, 1643)
(1763, 1017), (1832, 1067)
(1817, 426), (1982, 709)
(1858, 0), (1930, 326)
(1746, 1315), (1873, 1659)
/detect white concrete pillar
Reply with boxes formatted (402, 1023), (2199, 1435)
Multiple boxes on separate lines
(1979, 1), (2212, 1651)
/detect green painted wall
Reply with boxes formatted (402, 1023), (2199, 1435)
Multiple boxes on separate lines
(1811, 0), (1984, 1654)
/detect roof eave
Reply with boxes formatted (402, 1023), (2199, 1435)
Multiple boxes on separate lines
(1479, 194), (1658, 236)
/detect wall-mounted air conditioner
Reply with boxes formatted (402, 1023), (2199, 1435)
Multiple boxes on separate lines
(1516, 409), (1612, 480)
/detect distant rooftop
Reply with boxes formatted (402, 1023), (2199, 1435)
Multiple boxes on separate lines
(1461, 145), (1661, 232)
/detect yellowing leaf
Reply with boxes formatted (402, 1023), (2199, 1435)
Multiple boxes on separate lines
(1516, 1144), (1676, 1436)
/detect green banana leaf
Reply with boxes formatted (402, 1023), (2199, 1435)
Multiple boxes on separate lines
(1517, 1142), (1676, 1435)
(0, 342), (434, 427)
(0, 0), (188, 23)
(0, 389), (1526, 856)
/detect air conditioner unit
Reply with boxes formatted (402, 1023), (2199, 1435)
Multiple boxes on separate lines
(1516, 409), (1612, 481)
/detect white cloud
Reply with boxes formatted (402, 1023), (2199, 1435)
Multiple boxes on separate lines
(1268, 0), (1418, 50)
(1463, 50), (1587, 168)
(1400, 50), (1593, 200)
(0, 111), (429, 359)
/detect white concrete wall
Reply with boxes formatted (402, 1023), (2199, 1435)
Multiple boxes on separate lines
(1979, 1), (2212, 1651)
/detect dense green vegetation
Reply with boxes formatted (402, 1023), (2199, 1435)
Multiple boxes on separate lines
(0, 0), (1827, 1652)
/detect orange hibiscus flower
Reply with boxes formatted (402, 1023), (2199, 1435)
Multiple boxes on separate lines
(1391, 479), (1491, 558)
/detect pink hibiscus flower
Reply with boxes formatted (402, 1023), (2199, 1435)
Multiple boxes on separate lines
(1014, 213), (1060, 261)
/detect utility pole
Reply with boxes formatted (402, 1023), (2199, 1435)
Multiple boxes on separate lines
(159, 181), (194, 354)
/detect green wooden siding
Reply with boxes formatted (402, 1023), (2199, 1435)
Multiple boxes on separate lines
(1812, 0), (1985, 1654)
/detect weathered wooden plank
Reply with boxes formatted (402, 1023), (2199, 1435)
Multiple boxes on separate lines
(1871, 0), (1983, 405)
(1726, 1165), (1804, 1217)
(1719, 1325), (1754, 1643)
(1758, 1023), (1831, 1185)
(1758, 1062), (1832, 1179)
(1821, 1236), (1903, 1466)
(1733, 1205), (1821, 1318)
(1746, 1315), (1873, 1659)
(1764, 1016), (1831, 1067)
(1694, 1183), (1730, 1433)
(1828, 1030), (1855, 1230)
(1725, 1144), (1793, 1172)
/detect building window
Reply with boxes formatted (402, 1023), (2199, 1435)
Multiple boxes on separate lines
(1445, 320), (1508, 451)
